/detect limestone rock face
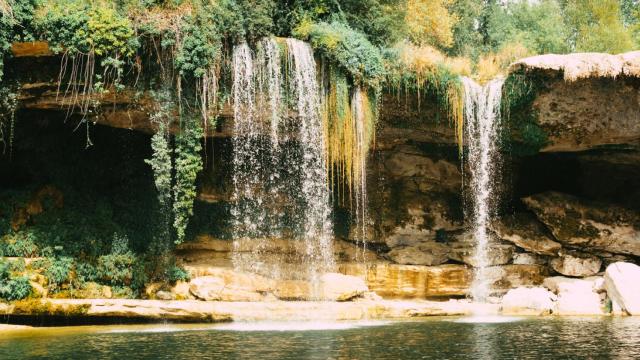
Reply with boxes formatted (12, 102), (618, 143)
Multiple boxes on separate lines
(543, 276), (607, 315)
(513, 253), (547, 265)
(550, 251), (602, 277)
(388, 242), (449, 266)
(493, 214), (562, 256)
(523, 192), (640, 256)
(501, 287), (556, 315)
(188, 270), (274, 302)
(448, 232), (514, 266)
(319, 273), (369, 301)
(339, 263), (546, 298)
(273, 274), (368, 301)
(507, 53), (640, 152)
(604, 262), (640, 315)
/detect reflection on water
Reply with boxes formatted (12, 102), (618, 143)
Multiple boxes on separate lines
(2, 318), (640, 359)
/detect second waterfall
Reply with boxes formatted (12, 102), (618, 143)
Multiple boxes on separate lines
(462, 77), (505, 303)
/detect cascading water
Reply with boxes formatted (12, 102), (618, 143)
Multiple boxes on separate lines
(286, 38), (335, 281)
(462, 76), (505, 303)
(230, 39), (334, 290)
(350, 88), (370, 261)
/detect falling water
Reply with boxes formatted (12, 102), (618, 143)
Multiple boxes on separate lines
(230, 39), (334, 288)
(351, 88), (369, 261)
(462, 76), (505, 303)
(286, 38), (335, 281)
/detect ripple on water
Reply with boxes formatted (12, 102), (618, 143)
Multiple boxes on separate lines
(452, 315), (523, 324)
(212, 320), (392, 332)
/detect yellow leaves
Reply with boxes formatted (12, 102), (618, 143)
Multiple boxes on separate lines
(396, 41), (471, 77)
(405, 0), (457, 49)
(86, 7), (135, 57)
(475, 42), (531, 84)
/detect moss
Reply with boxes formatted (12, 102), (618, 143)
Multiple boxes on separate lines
(12, 298), (90, 316)
(501, 70), (551, 156)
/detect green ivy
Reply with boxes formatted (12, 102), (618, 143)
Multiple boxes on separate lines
(173, 115), (203, 244)
(294, 20), (385, 88)
(501, 70), (549, 156)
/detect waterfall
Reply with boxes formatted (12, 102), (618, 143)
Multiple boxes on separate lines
(230, 39), (334, 287)
(286, 38), (335, 281)
(351, 87), (369, 260)
(462, 77), (505, 303)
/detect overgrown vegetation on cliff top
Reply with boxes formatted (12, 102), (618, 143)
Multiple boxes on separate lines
(0, 0), (638, 246)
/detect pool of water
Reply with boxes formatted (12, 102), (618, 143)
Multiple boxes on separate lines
(2, 317), (640, 359)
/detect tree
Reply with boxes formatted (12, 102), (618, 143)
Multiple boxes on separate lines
(405, 0), (457, 49)
(564, 0), (635, 53)
(447, 0), (484, 58)
(485, 0), (570, 55)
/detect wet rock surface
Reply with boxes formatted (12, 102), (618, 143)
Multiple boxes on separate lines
(605, 262), (640, 316)
(550, 251), (602, 277)
(523, 191), (640, 257)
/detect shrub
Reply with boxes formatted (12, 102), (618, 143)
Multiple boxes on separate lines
(1, 231), (39, 257)
(96, 234), (146, 289)
(0, 258), (32, 301)
(75, 261), (98, 285)
(295, 20), (385, 88)
(0, 276), (32, 301)
(97, 252), (135, 287)
(43, 256), (74, 292)
(166, 264), (189, 283)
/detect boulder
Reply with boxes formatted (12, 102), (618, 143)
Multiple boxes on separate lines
(550, 251), (602, 277)
(155, 291), (174, 301)
(188, 270), (274, 302)
(512, 253), (547, 265)
(388, 242), (449, 266)
(448, 233), (514, 266)
(171, 281), (193, 300)
(523, 192), (640, 256)
(319, 273), (369, 301)
(493, 214), (562, 256)
(604, 262), (640, 315)
(501, 287), (556, 315)
(273, 280), (312, 300)
(543, 276), (607, 315)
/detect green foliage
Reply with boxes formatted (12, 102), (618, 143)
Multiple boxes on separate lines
(502, 71), (549, 155)
(274, 0), (404, 47)
(36, 1), (138, 57)
(0, 259), (32, 301)
(173, 115), (203, 243)
(295, 21), (385, 88)
(564, 0), (635, 53)
(166, 264), (190, 283)
(0, 85), (18, 156)
(146, 126), (173, 207)
(0, 0), (37, 82)
(96, 234), (145, 289)
(1, 231), (39, 257)
(448, 0), (484, 58)
(484, 0), (570, 54)
(75, 261), (98, 284)
(43, 256), (74, 292)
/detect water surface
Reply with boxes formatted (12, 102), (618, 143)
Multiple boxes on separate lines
(2, 317), (639, 359)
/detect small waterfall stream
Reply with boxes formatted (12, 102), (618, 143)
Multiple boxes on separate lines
(230, 39), (334, 289)
(286, 38), (335, 282)
(462, 77), (505, 303)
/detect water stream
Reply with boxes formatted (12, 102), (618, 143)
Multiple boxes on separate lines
(230, 39), (334, 287)
(462, 77), (505, 303)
